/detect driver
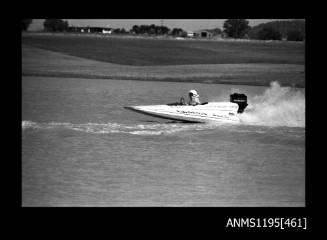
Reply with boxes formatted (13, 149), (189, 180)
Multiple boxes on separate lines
(188, 90), (201, 105)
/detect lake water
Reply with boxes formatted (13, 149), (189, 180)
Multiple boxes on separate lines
(22, 76), (305, 206)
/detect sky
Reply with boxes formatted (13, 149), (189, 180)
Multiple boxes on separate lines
(28, 19), (300, 32)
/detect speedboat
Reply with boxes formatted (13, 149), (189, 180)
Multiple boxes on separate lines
(124, 93), (248, 123)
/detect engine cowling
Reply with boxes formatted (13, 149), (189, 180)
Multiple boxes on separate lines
(230, 93), (248, 113)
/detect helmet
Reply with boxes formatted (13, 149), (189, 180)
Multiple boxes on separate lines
(189, 90), (199, 96)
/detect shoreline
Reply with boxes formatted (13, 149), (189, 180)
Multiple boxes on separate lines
(23, 31), (305, 44)
(22, 72), (305, 88)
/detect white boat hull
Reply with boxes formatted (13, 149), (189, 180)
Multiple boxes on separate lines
(125, 102), (241, 123)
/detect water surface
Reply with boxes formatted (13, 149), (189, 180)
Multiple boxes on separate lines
(22, 77), (305, 206)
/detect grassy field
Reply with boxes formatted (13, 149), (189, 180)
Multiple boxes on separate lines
(22, 33), (305, 87)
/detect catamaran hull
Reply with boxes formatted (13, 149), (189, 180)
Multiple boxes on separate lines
(124, 102), (241, 123)
(125, 106), (204, 122)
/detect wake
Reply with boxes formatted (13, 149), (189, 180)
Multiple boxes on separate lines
(239, 81), (305, 128)
(22, 120), (221, 135)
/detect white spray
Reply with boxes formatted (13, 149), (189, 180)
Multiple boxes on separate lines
(239, 81), (305, 127)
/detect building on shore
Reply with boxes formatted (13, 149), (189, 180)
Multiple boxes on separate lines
(186, 29), (222, 39)
(196, 30), (213, 38)
(187, 31), (196, 38)
(67, 26), (112, 34)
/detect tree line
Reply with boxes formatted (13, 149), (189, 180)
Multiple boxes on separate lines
(22, 19), (189, 37)
(22, 19), (305, 41)
(248, 20), (305, 41)
(222, 19), (304, 41)
(131, 24), (170, 35)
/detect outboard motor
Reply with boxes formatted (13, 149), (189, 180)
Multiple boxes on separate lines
(230, 93), (248, 113)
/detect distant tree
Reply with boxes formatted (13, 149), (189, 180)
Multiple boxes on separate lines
(257, 26), (282, 40)
(131, 24), (169, 35)
(171, 28), (184, 36)
(154, 25), (161, 34)
(212, 28), (222, 35)
(287, 30), (304, 41)
(43, 19), (69, 32)
(181, 31), (187, 38)
(223, 19), (250, 38)
(22, 19), (32, 31)
(171, 28), (178, 36)
(148, 25), (156, 35)
(159, 26), (170, 35)
(139, 25), (147, 34)
(113, 28), (126, 34)
(131, 25), (140, 34)
(248, 20), (305, 40)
